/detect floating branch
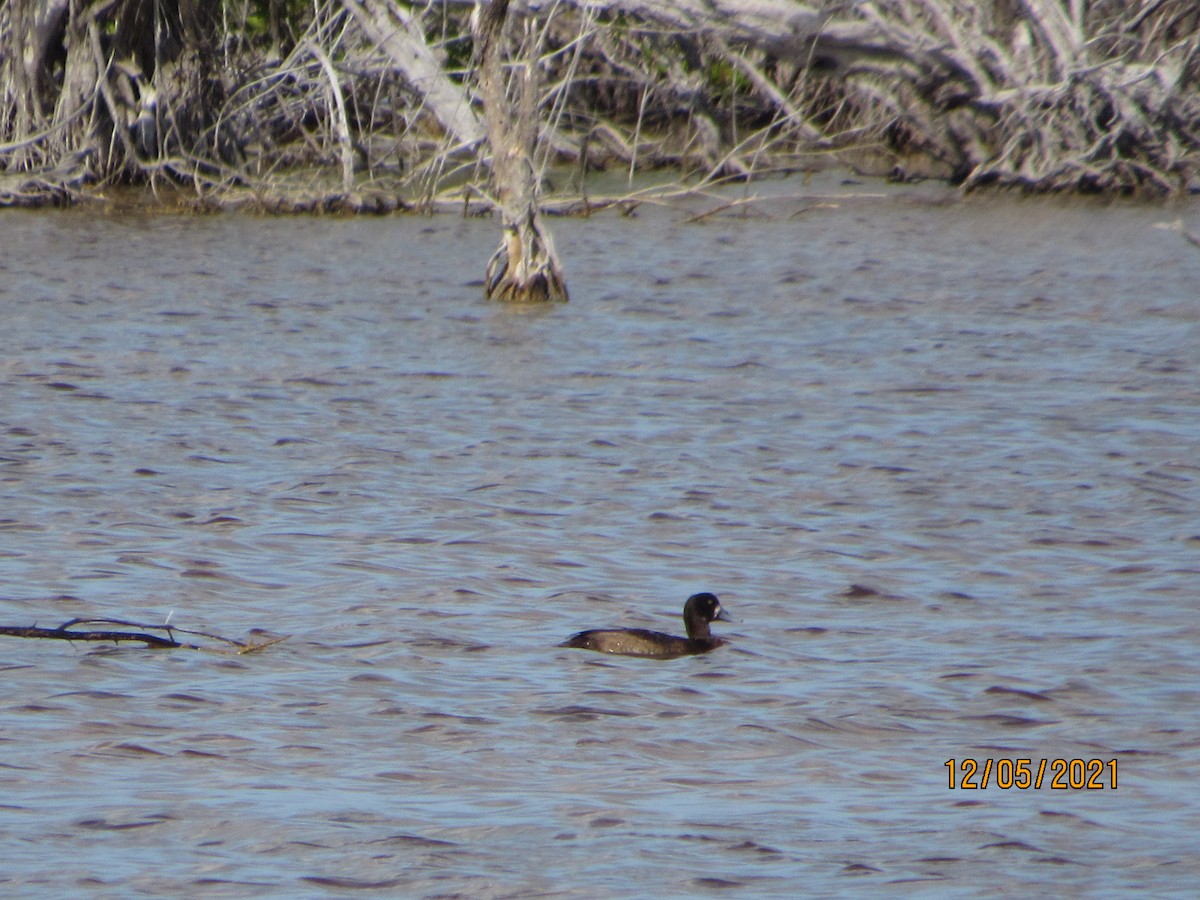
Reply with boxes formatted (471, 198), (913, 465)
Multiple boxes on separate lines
(0, 618), (287, 653)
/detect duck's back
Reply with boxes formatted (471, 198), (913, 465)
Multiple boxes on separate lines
(561, 627), (721, 660)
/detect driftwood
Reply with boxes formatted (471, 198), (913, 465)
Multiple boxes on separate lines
(0, 618), (286, 653)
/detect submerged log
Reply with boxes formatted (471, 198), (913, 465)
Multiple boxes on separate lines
(474, 0), (568, 302)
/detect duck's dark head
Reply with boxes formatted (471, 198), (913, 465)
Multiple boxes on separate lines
(683, 592), (731, 640)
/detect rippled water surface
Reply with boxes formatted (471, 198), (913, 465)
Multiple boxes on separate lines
(2, 178), (1199, 897)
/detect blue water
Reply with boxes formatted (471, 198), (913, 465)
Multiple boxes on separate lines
(1, 178), (1198, 897)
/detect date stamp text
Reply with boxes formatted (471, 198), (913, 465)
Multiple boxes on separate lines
(945, 758), (1117, 790)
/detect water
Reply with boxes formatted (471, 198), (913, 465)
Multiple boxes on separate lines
(1, 177), (1198, 897)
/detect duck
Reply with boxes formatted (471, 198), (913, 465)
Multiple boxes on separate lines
(561, 592), (731, 659)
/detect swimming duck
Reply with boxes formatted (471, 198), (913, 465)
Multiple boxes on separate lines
(561, 592), (731, 659)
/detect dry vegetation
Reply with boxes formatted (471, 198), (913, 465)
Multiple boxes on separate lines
(2, 0), (1198, 210)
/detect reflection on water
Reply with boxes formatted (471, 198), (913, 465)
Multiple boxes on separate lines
(1, 178), (1199, 896)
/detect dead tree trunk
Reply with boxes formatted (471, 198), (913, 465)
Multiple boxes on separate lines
(474, 0), (568, 302)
